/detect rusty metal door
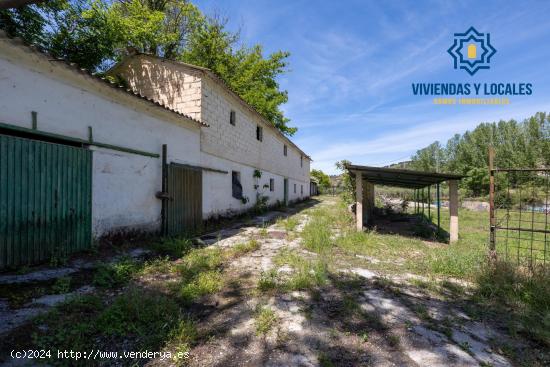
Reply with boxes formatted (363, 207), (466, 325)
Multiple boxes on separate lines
(163, 163), (202, 236)
(0, 134), (92, 269)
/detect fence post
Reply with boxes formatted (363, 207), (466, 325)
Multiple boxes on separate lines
(356, 172), (363, 231)
(449, 180), (459, 243)
(489, 146), (496, 255)
(161, 144), (168, 236)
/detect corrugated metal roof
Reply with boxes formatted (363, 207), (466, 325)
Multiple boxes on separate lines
(346, 164), (464, 189)
(0, 30), (207, 127)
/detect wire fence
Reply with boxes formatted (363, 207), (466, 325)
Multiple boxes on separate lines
(490, 167), (550, 267)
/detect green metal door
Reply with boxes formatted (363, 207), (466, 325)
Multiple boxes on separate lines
(284, 178), (289, 205)
(163, 163), (202, 236)
(0, 134), (92, 269)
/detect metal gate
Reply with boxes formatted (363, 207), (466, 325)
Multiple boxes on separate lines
(489, 149), (549, 267)
(163, 163), (202, 236)
(0, 134), (92, 269)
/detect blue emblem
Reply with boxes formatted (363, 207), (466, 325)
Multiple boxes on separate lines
(447, 27), (496, 76)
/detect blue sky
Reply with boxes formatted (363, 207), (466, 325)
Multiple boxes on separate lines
(194, 0), (550, 174)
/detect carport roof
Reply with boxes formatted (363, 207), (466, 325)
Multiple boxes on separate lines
(346, 164), (464, 189)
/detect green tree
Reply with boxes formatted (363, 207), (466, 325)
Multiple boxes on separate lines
(335, 160), (354, 204)
(180, 17), (295, 135)
(410, 112), (550, 197)
(0, 0), (295, 135)
(310, 169), (330, 192)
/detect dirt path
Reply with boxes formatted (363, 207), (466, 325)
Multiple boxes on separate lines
(159, 198), (513, 367)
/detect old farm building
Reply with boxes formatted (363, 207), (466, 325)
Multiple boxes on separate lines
(0, 32), (311, 269)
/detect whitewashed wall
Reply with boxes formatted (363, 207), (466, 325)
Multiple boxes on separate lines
(200, 152), (308, 218)
(200, 77), (310, 184)
(0, 40), (202, 237)
(113, 55), (312, 217)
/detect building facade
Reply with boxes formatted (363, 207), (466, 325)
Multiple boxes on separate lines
(0, 32), (311, 269)
(110, 55), (311, 219)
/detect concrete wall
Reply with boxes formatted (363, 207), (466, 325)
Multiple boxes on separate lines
(0, 39), (202, 237)
(200, 77), (310, 183)
(112, 56), (203, 122)
(114, 55), (312, 217)
(200, 152), (308, 218)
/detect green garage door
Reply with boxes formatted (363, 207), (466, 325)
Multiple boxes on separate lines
(0, 134), (92, 269)
(163, 163), (202, 236)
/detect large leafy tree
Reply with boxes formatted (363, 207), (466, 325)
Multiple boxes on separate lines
(0, 0), (296, 135)
(180, 16), (294, 135)
(410, 112), (550, 196)
(310, 169), (331, 191)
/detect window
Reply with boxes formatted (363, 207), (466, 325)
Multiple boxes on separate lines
(283, 145), (287, 156)
(232, 171), (242, 199)
(301, 185), (303, 194)
(229, 110), (236, 125)
(294, 183), (296, 193)
(256, 125), (263, 141)
(300, 155), (303, 167)
(270, 178), (274, 192)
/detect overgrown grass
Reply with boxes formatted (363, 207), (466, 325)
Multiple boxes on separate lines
(229, 239), (260, 257)
(33, 289), (197, 365)
(93, 257), (143, 288)
(301, 209), (333, 253)
(176, 247), (224, 303)
(273, 248), (328, 291)
(277, 215), (299, 232)
(474, 261), (550, 346)
(257, 269), (278, 292)
(152, 237), (194, 258)
(255, 305), (277, 335)
(180, 270), (224, 303)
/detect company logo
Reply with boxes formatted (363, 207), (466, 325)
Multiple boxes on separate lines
(447, 26), (496, 76)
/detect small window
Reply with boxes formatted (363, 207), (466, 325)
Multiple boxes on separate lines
(283, 145), (287, 156)
(232, 171), (242, 199)
(270, 178), (274, 192)
(301, 185), (303, 194)
(256, 125), (263, 141)
(294, 183), (296, 193)
(230, 110), (236, 125)
(300, 155), (303, 167)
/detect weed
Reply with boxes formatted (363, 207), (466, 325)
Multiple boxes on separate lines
(474, 260), (550, 345)
(93, 258), (141, 288)
(231, 239), (260, 257)
(52, 277), (71, 294)
(301, 212), (332, 253)
(360, 331), (369, 342)
(141, 256), (173, 274)
(279, 216), (299, 232)
(153, 237), (193, 258)
(255, 306), (277, 335)
(180, 270), (223, 304)
(318, 352), (335, 367)
(257, 269), (278, 292)
(259, 226), (268, 238)
(387, 334), (400, 348)
(274, 248), (328, 291)
(177, 247), (223, 282)
(459, 341), (471, 352)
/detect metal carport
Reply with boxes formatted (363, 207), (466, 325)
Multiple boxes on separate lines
(345, 164), (464, 243)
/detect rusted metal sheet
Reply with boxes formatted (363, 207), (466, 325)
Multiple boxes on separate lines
(0, 134), (92, 269)
(163, 163), (202, 236)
